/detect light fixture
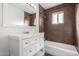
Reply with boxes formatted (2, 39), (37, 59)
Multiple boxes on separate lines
(27, 3), (36, 9)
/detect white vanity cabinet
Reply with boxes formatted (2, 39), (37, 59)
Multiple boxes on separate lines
(9, 34), (44, 56)
(34, 33), (45, 56)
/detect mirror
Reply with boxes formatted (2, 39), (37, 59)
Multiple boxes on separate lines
(3, 3), (37, 27)
(24, 3), (36, 27)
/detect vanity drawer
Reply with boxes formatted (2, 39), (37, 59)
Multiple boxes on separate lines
(22, 39), (31, 47)
(23, 44), (38, 56)
(23, 37), (44, 56)
(40, 38), (44, 48)
(36, 37), (44, 49)
(23, 37), (39, 48)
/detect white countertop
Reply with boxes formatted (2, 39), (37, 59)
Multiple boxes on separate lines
(8, 33), (44, 39)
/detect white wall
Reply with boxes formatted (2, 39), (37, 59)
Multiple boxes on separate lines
(36, 4), (40, 32)
(0, 3), (2, 26)
(0, 3), (25, 56)
(76, 4), (79, 53)
(0, 4), (9, 56)
(76, 4), (79, 46)
(3, 3), (24, 27)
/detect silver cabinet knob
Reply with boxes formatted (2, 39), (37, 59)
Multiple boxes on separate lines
(35, 39), (37, 40)
(40, 44), (41, 46)
(25, 42), (28, 44)
(29, 50), (32, 52)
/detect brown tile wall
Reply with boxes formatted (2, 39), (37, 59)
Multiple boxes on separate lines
(44, 3), (77, 45)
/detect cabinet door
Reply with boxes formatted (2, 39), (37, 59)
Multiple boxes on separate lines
(3, 3), (24, 27)
(39, 37), (44, 48)
(23, 44), (37, 56)
(23, 36), (39, 48)
(0, 3), (2, 26)
(36, 37), (44, 50)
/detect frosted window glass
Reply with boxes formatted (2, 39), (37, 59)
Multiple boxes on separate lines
(52, 13), (58, 24)
(58, 12), (64, 23)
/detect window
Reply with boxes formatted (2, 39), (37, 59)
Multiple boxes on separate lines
(52, 13), (58, 24)
(52, 11), (64, 24)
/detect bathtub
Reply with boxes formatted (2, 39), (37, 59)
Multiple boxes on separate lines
(45, 41), (79, 56)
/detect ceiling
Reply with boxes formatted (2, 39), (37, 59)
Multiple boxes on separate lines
(40, 3), (63, 9)
(11, 3), (36, 14)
